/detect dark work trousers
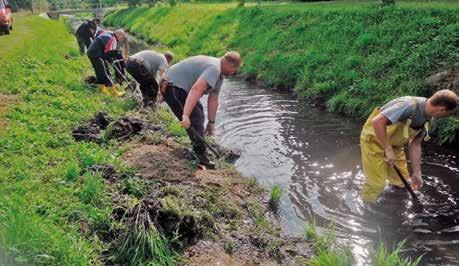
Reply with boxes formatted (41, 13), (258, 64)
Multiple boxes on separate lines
(163, 85), (206, 156)
(88, 56), (113, 86)
(76, 34), (92, 55)
(125, 59), (158, 105)
(112, 53), (126, 84)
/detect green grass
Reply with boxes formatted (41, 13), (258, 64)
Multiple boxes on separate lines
(116, 201), (178, 265)
(0, 15), (131, 264)
(269, 184), (282, 209)
(305, 222), (421, 266)
(372, 241), (422, 266)
(105, 1), (459, 144)
(305, 223), (353, 266)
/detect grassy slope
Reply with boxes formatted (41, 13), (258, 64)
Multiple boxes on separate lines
(105, 1), (459, 144)
(0, 15), (131, 265)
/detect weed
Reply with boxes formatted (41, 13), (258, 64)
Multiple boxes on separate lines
(269, 184), (282, 210)
(79, 173), (104, 206)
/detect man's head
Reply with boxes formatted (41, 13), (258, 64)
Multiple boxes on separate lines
(92, 18), (101, 26)
(426, 89), (459, 118)
(164, 51), (174, 64)
(220, 51), (242, 76)
(114, 29), (127, 42)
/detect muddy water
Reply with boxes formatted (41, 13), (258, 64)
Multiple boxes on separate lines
(214, 80), (459, 265)
(71, 19), (459, 264)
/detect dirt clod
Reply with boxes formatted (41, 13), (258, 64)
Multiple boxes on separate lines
(72, 124), (102, 143)
(92, 111), (113, 130)
(106, 116), (145, 140)
(425, 69), (459, 91)
(88, 163), (126, 181)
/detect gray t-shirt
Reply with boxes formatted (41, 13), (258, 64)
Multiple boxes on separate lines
(380, 96), (429, 129)
(131, 51), (168, 77)
(165, 55), (223, 95)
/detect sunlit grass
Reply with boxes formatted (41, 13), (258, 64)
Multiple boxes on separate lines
(106, 2), (459, 144)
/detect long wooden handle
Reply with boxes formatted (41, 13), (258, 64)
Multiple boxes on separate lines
(393, 165), (419, 201)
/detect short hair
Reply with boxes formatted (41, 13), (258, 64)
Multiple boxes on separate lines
(430, 89), (459, 111)
(164, 51), (174, 62)
(92, 18), (101, 25)
(115, 29), (126, 37)
(223, 51), (243, 67)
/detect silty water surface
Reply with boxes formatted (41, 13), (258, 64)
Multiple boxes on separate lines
(213, 79), (459, 265)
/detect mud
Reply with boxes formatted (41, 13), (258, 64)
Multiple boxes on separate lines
(72, 112), (163, 143)
(123, 144), (196, 180)
(117, 139), (311, 264)
(425, 69), (459, 91)
(72, 108), (312, 265)
(105, 116), (145, 140)
(72, 123), (102, 142)
(88, 163), (128, 181)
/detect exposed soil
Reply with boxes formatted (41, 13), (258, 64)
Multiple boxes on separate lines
(72, 109), (312, 265)
(118, 127), (311, 264)
(425, 69), (459, 91)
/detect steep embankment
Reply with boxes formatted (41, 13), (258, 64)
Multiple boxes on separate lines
(105, 2), (459, 144)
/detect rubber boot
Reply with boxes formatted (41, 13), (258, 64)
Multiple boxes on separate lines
(108, 85), (125, 97)
(99, 85), (110, 95)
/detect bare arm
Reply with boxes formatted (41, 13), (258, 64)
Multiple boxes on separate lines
(207, 93), (219, 122)
(183, 78), (207, 117)
(408, 132), (424, 190)
(371, 113), (396, 164)
(371, 113), (390, 148)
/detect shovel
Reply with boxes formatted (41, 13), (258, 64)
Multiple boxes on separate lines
(393, 165), (422, 206)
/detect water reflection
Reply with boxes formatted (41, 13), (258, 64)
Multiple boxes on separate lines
(214, 79), (459, 264)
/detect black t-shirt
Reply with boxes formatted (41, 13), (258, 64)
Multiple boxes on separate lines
(76, 20), (97, 39)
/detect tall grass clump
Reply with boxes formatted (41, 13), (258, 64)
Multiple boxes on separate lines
(372, 241), (422, 266)
(105, 2), (459, 144)
(305, 222), (422, 266)
(269, 184), (282, 210)
(305, 222), (353, 266)
(116, 200), (178, 265)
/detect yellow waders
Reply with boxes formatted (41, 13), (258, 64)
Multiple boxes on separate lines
(360, 107), (424, 203)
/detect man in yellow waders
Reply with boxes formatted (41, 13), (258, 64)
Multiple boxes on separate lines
(361, 89), (459, 202)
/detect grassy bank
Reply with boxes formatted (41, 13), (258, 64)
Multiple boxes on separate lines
(105, 1), (459, 144)
(0, 14), (131, 265)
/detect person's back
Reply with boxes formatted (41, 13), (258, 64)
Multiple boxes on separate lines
(131, 50), (168, 78)
(166, 55), (223, 95)
(87, 31), (116, 59)
(76, 20), (96, 38)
